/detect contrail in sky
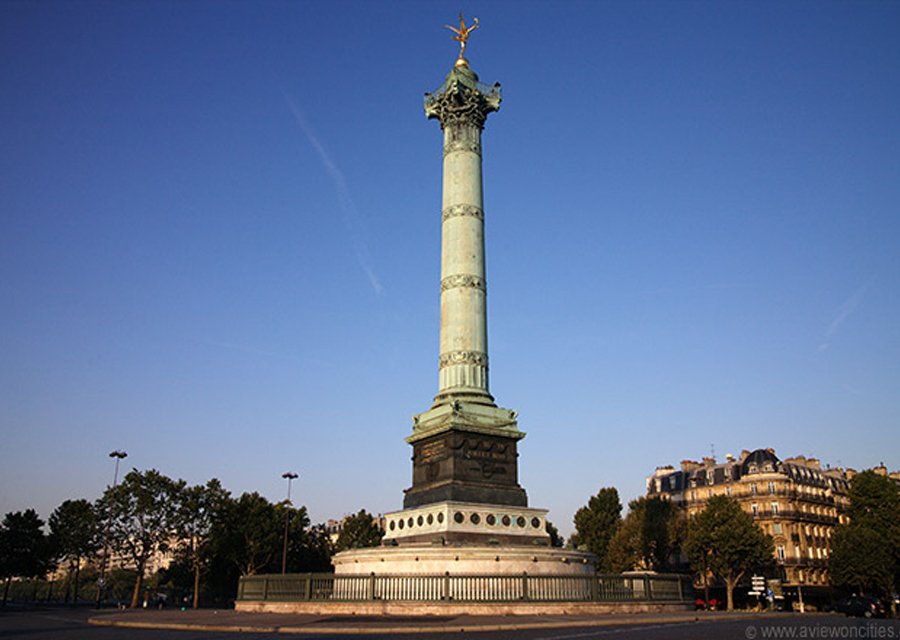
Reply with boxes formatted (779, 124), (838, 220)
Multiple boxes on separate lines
(818, 277), (875, 351)
(282, 92), (383, 295)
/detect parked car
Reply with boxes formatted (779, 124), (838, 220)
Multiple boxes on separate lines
(694, 597), (721, 611)
(833, 595), (885, 618)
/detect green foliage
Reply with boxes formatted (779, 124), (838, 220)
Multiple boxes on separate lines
(1, 509), (53, 607)
(545, 520), (564, 548)
(176, 479), (230, 608)
(209, 492), (284, 577)
(685, 495), (773, 611)
(573, 487), (622, 570)
(830, 524), (893, 596)
(334, 510), (384, 552)
(829, 471), (900, 598)
(289, 523), (334, 573)
(49, 499), (100, 603)
(206, 491), (332, 594)
(99, 468), (185, 608)
(608, 497), (684, 573)
(1, 509), (53, 579)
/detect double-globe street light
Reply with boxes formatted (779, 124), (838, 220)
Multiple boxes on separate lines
(281, 472), (299, 575)
(96, 449), (127, 606)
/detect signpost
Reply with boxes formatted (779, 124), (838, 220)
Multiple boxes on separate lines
(750, 575), (766, 595)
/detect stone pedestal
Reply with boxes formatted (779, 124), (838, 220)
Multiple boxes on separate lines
(383, 501), (548, 546)
(404, 402), (527, 510)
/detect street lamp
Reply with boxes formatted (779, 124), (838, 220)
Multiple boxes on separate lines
(97, 450), (127, 607)
(281, 472), (299, 575)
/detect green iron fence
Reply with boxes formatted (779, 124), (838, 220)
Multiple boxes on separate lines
(237, 572), (692, 603)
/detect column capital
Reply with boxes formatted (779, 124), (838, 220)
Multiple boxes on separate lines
(425, 66), (501, 130)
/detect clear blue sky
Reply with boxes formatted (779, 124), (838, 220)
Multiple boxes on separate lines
(2, 1), (898, 539)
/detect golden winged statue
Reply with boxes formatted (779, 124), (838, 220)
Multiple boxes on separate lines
(445, 11), (479, 64)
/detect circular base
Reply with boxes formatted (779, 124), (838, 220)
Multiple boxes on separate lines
(236, 600), (692, 616)
(333, 545), (596, 576)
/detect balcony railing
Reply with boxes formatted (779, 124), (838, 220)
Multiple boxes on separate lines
(777, 558), (828, 569)
(751, 510), (837, 525)
(687, 489), (838, 507)
(237, 572), (693, 604)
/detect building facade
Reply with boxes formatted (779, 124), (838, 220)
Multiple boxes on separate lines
(647, 448), (855, 596)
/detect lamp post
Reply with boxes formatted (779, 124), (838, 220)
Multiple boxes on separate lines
(96, 450), (127, 607)
(281, 472), (298, 575)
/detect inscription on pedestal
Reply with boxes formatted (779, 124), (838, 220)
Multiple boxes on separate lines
(405, 430), (527, 509)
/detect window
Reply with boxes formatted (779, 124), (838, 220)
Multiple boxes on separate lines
(751, 504), (759, 516)
(777, 546), (785, 560)
(774, 523), (783, 535)
(768, 482), (775, 494)
(726, 486), (733, 496)
(751, 483), (758, 495)
(770, 502), (779, 515)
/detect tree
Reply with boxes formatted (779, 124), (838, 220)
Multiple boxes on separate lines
(829, 471), (900, 599)
(545, 520), (565, 548)
(608, 497), (685, 573)
(207, 492), (332, 595)
(685, 495), (773, 611)
(573, 487), (622, 570)
(176, 479), (229, 609)
(830, 525), (893, 597)
(99, 469), (184, 608)
(49, 499), (100, 604)
(289, 522), (334, 573)
(334, 510), (384, 552)
(210, 492), (283, 577)
(0, 510), (53, 607)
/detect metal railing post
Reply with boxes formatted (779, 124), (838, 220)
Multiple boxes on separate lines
(368, 573), (376, 600)
(521, 572), (528, 601)
(644, 576), (651, 600)
(263, 576), (269, 601)
(304, 575), (312, 600)
(443, 572), (450, 601)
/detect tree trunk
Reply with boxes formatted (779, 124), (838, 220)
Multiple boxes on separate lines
(702, 559), (710, 608)
(2, 576), (11, 607)
(192, 561), (200, 609)
(73, 560), (80, 604)
(130, 562), (145, 609)
(725, 575), (735, 611)
(191, 536), (201, 609)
